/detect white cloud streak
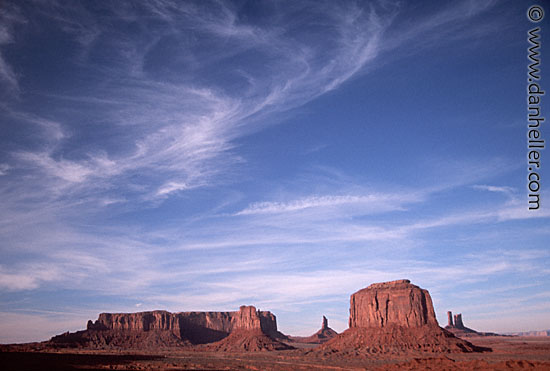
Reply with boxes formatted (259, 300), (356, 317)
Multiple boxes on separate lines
(0, 264), (62, 291)
(473, 184), (515, 194)
(236, 194), (417, 215)
(0, 163), (10, 175)
(0, 3), (24, 95)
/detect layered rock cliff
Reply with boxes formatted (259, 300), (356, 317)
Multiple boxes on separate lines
(89, 305), (275, 335)
(316, 279), (490, 355)
(51, 305), (284, 349)
(349, 279), (437, 328)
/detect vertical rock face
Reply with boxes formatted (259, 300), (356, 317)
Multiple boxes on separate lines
(445, 312), (467, 331)
(58, 305), (282, 348)
(92, 305), (275, 335)
(447, 311), (454, 327)
(348, 279), (438, 328)
(234, 305), (261, 330)
(232, 305), (279, 336)
(454, 313), (464, 329)
(322, 316), (328, 330)
(258, 309), (278, 337)
(96, 311), (180, 332)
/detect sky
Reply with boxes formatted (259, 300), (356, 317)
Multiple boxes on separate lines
(0, 0), (549, 343)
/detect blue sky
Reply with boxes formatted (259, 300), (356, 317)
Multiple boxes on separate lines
(1, 0), (549, 343)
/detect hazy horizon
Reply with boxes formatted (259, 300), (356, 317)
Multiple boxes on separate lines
(1, 0), (549, 343)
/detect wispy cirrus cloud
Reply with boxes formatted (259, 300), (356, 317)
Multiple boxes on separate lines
(0, 2), (24, 96)
(2, 1), (393, 198)
(472, 184), (517, 202)
(0, 264), (62, 291)
(1, 0), (499, 201)
(473, 184), (516, 194)
(235, 193), (419, 215)
(156, 181), (190, 197)
(16, 151), (115, 184)
(0, 163), (10, 176)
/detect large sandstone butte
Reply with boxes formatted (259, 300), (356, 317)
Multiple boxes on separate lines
(50, 305), (290, 351)
(349, 279), (437, 328)
(316, 279), (490, 356)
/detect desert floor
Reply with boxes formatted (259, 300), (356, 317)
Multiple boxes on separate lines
(2, 336), (550, 370)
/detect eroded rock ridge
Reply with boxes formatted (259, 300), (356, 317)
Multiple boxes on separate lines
(51, 305), (287, 350)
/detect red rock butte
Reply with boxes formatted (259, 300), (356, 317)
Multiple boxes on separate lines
(51, 305), (290, 350)
(349, 279), (437, 328)
(89, 305), (277, 338)
(315, 279), (490, 355)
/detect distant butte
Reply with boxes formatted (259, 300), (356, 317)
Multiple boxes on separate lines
(445, 310), (504, 337)
(289, 315), (338, 344)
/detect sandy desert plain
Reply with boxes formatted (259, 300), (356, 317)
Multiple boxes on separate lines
(2, 279), (550, 370)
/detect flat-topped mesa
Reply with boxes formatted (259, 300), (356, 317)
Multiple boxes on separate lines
(364, 279), (412, 289)
(92, 310), (181, 332)
(349, 279), (438, 328)
(56, 305), (284, 348)
(90, 305), (275, 335)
